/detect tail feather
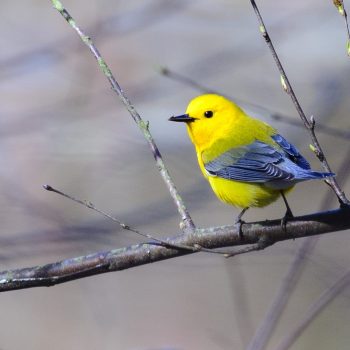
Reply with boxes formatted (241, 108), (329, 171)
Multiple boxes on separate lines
(265, 170), (335, 190)
(297, 170), (335, 180)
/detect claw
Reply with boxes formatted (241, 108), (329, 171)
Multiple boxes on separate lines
(280, 191), (294, 232)
(281, 208), (294, 232)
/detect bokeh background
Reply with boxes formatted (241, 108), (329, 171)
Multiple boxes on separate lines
(0, 1), (349, 349)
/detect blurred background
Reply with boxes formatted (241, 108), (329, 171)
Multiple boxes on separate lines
(0, 0), (349, 349)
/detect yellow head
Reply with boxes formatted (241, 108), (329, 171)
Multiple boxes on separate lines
(169, 94), (246, 149)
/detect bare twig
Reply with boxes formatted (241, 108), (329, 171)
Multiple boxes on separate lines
(159, 66), (350, 141)
(43, 185), (234, 256)
(43, 185), (200, 253)
(0, 1), (189, 81)
(333, 0), (350, 56)
(249, 0), (349, 206)
(224, 235), (274, 258)
(0, 208), (349, 292)
(50, 0), (195, 232)
(159, 66), (214, 94)
(270, 113), (350, 141)
(273, 268), (350, 350)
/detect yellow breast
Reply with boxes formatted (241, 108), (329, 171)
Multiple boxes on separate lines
(207, 176), (281, 208)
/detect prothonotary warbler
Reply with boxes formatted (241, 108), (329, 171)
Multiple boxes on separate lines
(169, 94), (335, 224)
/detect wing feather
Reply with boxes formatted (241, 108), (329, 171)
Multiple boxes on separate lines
(204, 137), (333, 184)
(271, 134), (311, 170)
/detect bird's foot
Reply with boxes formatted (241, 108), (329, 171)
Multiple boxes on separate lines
(281, 207), (294, 232)
(234, 218), (246, 239)
(235, 207), (249, 239)
(280, 191), (294, 232)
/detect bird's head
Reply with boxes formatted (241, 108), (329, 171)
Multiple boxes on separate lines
(169, 94), (245, 149)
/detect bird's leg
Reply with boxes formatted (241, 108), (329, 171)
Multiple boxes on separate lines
(235, 207), (249, 224)
(280, 191), (294, 231)
(234, 207), (249, 238)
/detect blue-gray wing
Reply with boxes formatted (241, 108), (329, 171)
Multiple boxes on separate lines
(271, 134), (310, 170)
(204, 138), (333, 183)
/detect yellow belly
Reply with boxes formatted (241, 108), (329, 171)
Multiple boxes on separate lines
(208, 176), (290, 208)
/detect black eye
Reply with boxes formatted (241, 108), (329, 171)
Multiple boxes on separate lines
(204, 110), (213, 118)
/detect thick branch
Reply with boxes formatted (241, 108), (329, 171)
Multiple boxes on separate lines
(0, 208), (349, 292)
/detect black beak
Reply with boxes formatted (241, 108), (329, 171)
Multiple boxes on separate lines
(169, 114), (196, 123)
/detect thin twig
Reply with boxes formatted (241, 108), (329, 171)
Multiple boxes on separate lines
(249, 0), (349, 206)
(159, 66), (214, 94)
(270, 113), (350, 140)
(273, 269), (350, 350)
(50, 0), (195, 232)
(43, 185), (232, 256)
(333, 0), (350, 56)
(0, 208), (349, 292)
(224, 235), (274, 258)
(159, 66), (350, 141)
(43, 185), (199, 253)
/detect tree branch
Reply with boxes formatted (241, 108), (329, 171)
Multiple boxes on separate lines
(0, 208), (349, 292)
(50, 0), (195, 232)
(249, 0), (349, 206)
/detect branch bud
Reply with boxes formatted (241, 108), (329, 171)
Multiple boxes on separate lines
(309, 144), (317, 153)
(280, 75), (289, 93)
(333, 0), (345, 16)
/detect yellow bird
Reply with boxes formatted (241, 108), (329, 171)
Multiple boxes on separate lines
(169, 94), (334, 223)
